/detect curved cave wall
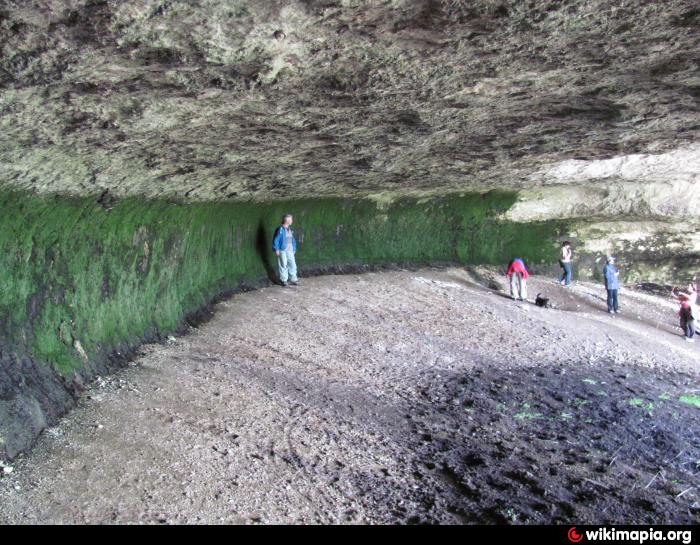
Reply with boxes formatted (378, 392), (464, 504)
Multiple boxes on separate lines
(1, 191), (698, 460)
(0, 0), (698, 462)
(1, 189), (568, 460)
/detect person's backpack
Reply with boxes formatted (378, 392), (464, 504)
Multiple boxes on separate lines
(535, 293), (551, 308)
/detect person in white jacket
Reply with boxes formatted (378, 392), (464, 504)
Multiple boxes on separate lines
(559, 241), (572, 287)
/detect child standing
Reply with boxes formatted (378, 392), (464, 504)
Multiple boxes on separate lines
(673, 282), (698, 342)
(679, 298), (696, 343)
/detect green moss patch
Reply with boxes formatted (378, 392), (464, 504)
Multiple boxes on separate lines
(0, 190), (564, 376)
(679, 395), (700, 409)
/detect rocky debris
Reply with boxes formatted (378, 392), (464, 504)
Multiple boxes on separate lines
(0, 268), (698, 524)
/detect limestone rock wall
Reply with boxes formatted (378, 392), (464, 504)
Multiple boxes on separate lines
(0, 188), (696, 459)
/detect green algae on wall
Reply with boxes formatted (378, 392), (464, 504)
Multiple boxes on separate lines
(0, 190), (564, 379)
(0, 188), (575, 460)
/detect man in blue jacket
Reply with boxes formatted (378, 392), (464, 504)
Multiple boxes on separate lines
(272, 214), (298, 287)
(603, 256), (620, 314)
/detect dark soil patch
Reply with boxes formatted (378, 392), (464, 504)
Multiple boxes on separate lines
(402, 362), (700, 524)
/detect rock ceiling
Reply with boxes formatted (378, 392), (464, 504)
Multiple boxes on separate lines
(0, 0), (698, 203)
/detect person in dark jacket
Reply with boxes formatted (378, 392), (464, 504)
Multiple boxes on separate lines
(272, 214), (298, 287)
(603, 256), (620, 314)
(678, 298), (696, 343)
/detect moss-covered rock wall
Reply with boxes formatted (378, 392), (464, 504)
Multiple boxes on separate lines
(0, 190), (567, 460)
(2, 189), (697, 460)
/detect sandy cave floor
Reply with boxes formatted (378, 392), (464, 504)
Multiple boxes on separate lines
(1, 267), (699, 524)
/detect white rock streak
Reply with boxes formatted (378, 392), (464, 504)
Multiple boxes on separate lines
(532, 144), (700, 185)
(506, 145), (700, 221)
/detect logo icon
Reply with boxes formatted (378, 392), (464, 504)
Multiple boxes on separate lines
(568, 527), (584, 543)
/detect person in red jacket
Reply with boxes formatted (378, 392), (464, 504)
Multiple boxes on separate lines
(507, 258), (529, 302)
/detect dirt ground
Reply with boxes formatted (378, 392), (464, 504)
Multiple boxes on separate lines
(1, 267), (699, 525)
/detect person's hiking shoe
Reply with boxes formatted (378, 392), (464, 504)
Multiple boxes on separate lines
(280, 282), (289, 288)
(608, 310), (615, 314)
(686, 337), (695, 343)
(289, 280), (299, 286)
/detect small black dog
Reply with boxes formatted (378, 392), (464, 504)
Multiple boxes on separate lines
(535, 293), (551, 308)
